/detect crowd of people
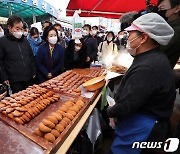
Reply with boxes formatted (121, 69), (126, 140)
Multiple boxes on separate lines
(0, 0), (179, 153)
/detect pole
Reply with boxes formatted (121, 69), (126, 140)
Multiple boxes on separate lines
(32, 7), (36, 23)
(8, 2), (12, 17)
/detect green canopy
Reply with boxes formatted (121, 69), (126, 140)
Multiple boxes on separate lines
(0, 1), (47, 18)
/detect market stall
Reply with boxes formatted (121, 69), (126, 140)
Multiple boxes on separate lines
(0, 68), (110, 154)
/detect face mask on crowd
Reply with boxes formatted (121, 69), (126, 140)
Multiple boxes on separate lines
(91, 30), (97, 36)
(119, 35), (124, 39)
(58, 31), (61, 37)
(13, 31), (23, 39)
(107, 36), (113, 42)
(23, 32), (28, 37)
(34, 38), (39, 41)
(48, 36), (57, 45)
(158, 10), (168, 21)
(75, 45), (81, 52)
(0, 31), (4, 37)
(126, 35), (141, 56)
(82, 30), (88, 36)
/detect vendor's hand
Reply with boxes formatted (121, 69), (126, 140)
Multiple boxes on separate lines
(109, 118), (117, 129)
(47, 73), (52, 79)
(0, 92), (7, 100)
(4, 80), (9, 86)
(86, 57), (90, 62)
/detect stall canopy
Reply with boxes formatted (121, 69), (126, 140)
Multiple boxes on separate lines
(66, 0), (158, 19)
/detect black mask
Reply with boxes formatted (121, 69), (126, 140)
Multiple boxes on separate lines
(158, 10), (168, 21)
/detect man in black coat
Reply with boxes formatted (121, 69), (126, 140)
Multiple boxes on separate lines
(0, 15), (36, 93)
(82, 24), (98, 67)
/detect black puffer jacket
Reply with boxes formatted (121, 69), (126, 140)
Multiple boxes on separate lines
(0, 32), (36, 83)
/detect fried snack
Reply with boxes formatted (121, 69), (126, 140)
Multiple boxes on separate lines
(13, 110), (24, 117)
(56, 110), (65, 116)
(44, 133), (56, 143)
(6, 108), (15, 113)
(51, 129), (60, 138)
(47, 116), (58, 124)
(76, 100), (85, 107)
(63, 117), (71, 124)
(42, 119), (55, 129)
(74, 88), (81, 93)
(21, 114), (30, 122)
(16, 107), (27, 112)
(59, 120), (68, 128)
(14, 117), (24, 124)
(7, 113), (14, 119)
(51, 112), (62, 121)
(39, 122), (52, 133)
(64, 113), (74, 120)
(59, 106), (68, 112)
(55, 124), (64, 133)
(35, 128), (44, 137)
(67, 111), (77, 117)
(70, 106), (80, 113)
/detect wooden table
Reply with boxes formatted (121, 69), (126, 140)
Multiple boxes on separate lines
(56, 93), (102, 154)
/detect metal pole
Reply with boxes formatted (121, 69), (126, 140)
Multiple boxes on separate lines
(8, 2), (12, 17)
(32, 7), (36, 23)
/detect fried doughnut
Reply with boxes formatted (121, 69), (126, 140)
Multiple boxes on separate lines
(39, 122), (52, 133)
(47, 97), (55, 103)
(64, 113), (74, 120)
(59, 106), (68, 112)
(27, 109), (35, 118)
(53, 94), (60, 99)
(74, 104), (82, 110)
(55, 124), (64, 133)
(16, 107), (27, 112)
(56, 110), (65, 116)
(21, 114), (30, 122)
(13, 110), (24, 117)
(42, 119), (55, 129)
(70, 106), (79, 113)
(47, 116), (58, 124)
(76, 100), (85, 107)
(14, 117), (24, 124)
(59, 120), (68, 128)
(6, 108), (15, 113)
(44, 133), (55, 143)
(74, 88), (81, 93)
(8, 113), (14, 119)
(51, 112), (62, 121)
(25, 112), (31, 119)
(34, 128), (44, 137)
(51, 129), (60, 138)
(62, 117), (71, 124)
(67, 111), (77, 117)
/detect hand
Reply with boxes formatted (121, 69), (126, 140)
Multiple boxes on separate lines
(86, 57), (90, 62)
(0, 92), (7, 100)
(47, 73), (52, 79)
(4, 80), (9, 86)
(109, 118), (117, 129)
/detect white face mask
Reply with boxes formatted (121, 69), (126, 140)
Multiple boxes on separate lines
(82, 30), (88, 36)
(34, 38), (38, 41)
(91, 30), (97, 36)
(107, 36), (113, 42)
(23, 32), (28, 37)
(119, 35), (124, 39)
(13, 31), (23, 39)
(126, 36), (141, 56)
(75, 46), (81, 52)
(58, 31), (61, 37)
(0, 31), (4, 37)
(48, 36), (57, 45)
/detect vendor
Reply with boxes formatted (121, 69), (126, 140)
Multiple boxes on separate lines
(107, 13), (176, 154)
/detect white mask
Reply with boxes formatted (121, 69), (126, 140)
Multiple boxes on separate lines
(91, 30), (97, 36)
(75, 46), (81, 52)
(119, 35), (124, 39)
(48, 36), (57, 45)
(58, 31), (61, 37)
(13, 31), (23, 39)
(0, 31), (4, 37)
(82, 30), (88, 36)
(34, 38), (38, 41)
(126, 36), (141, 56)
(23, 32), (28, 37)
(107, 36), (113, 42)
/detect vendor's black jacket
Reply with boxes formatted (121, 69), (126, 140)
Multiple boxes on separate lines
(64, 40), (88, 70)
(83, 35), (98, 63)
(107, 48), (176, 120)
(0, 32), (36, 83)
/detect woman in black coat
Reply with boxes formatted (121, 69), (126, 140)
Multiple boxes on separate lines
(64, 39), (88, 70)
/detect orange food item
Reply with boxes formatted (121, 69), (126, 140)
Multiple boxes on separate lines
(51, 129), (60, 138)
(35, 128), (44, 137)
(44, 133), (56, 143)
(46, 116), (58, 124)
(39, 122), (52, 133)
(42, 119), (55, 129)
(55, 124), (64, 133)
